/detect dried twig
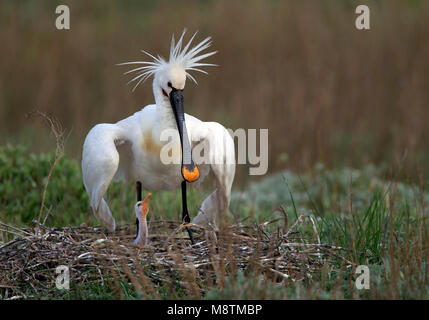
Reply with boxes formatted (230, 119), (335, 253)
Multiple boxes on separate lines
(27, 110), (64, 224)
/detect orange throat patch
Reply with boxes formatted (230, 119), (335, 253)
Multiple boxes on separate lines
(182, 165), (200, 183)
(140, 193), (152, 218)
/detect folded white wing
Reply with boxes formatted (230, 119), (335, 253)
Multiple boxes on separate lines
(191, 121), (236, 226)
(82, 123), (126, 231)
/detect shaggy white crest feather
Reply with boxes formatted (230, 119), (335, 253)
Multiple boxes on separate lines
(118, 29), (217, 91)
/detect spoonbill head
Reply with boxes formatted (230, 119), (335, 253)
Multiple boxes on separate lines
(156, 65), (187, 94)
(134, 192), (152, 247)
(82, 30), (235, 242)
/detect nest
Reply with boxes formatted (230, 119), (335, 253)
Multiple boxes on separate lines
(0, 215), (351, 299)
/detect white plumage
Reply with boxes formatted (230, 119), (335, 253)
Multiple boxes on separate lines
(119, 30), (217, 91)
(82, 30), (235, 233)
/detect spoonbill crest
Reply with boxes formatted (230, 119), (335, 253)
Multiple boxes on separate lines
(82, 30), (235, 243)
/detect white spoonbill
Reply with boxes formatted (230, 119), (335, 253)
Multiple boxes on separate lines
(82, 30), (235, 243)
(134, 193), (152, 247)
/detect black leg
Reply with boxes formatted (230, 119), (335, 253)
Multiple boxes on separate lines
(181, 181), (195, 244)
(136, 182), (142, 232)
(136, 181), (142, 202)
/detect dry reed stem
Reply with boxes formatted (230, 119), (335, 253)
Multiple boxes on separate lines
(27, 110), (64, 225)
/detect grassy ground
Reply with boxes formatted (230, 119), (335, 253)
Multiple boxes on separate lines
(0, 144), (427, 299)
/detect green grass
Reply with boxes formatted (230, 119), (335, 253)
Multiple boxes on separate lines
(0, 144), (207, 228)
(0, 145), (428, 299)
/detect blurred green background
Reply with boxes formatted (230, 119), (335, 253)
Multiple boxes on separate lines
(1, 0), (429, 183)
